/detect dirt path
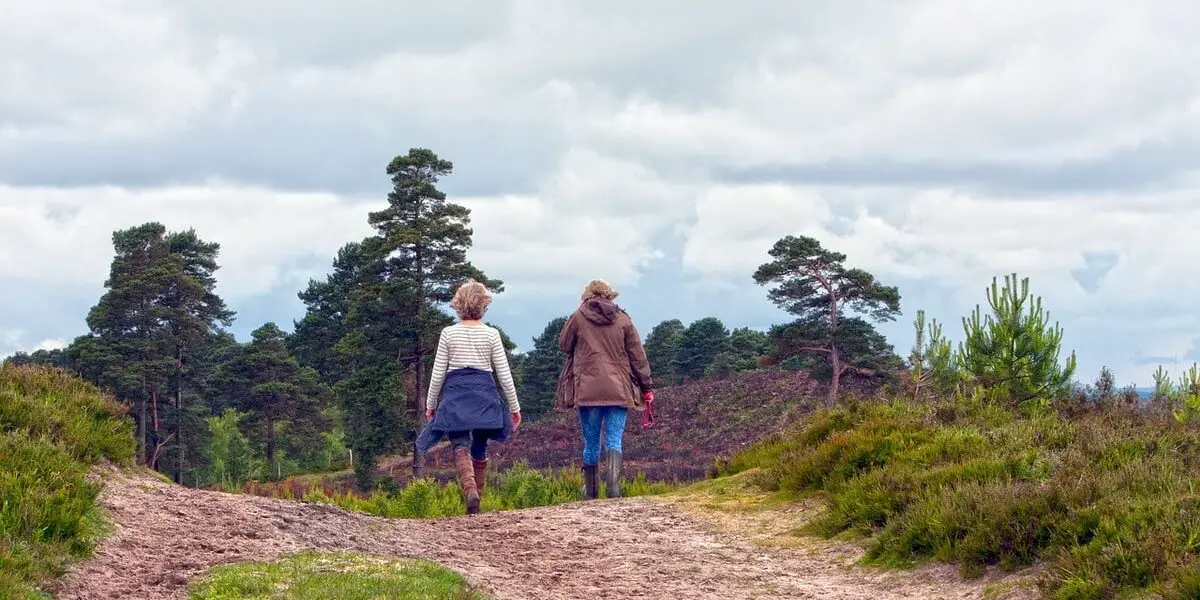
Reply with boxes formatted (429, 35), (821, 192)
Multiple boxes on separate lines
(55, 468), (1036, 600)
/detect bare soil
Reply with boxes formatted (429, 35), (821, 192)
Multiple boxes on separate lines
(54, 467), (1038, 600)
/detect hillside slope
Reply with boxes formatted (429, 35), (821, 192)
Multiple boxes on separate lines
(7, 364), (1039, 599)
(0, 364), (135, 598)
(410, 369), (837, 482)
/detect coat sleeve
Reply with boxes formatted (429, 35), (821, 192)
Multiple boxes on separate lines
(558, 312), (579, 354)
(624, 320), (654, 394)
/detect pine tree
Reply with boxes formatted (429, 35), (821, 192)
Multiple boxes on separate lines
(517, 317), (568, 420)
(706, 327), (770, 379)
(643, 319), (685, 386)
(908, 310), (957, 400)
(364, 148), (502, 478)
(958, 273), (1077, 408)
(2, 349), (69, 369)
(674, 317), (730, 382)
(753, 235), (901, 405)
(290, 242), (371, 384)
(74, 223), (233, 471)
(209, 323), (332, 477)
(160, 229), (236, 482)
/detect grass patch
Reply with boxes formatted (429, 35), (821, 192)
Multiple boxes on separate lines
(725, 397), (1200, 598)
(264, 462), (676, 519)
(0, 364), (136, 599)
(188, 551), (490, 599)
(662, 470), (826, 550)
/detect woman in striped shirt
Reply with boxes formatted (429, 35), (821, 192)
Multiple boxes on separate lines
(416, 279), (521, 515)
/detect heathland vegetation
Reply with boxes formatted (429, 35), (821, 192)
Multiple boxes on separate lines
(716, 273), (1200, 599)
(2, 147), (907, 495)
(5, 147), (1200, 599)
(0, 364), (135, 599)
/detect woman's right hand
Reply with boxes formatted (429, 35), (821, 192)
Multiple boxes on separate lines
(425, 409), (435, 420)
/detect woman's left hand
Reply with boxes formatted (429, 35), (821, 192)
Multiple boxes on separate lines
(512, 411), (522, 431)
(425, 409), (435, 420)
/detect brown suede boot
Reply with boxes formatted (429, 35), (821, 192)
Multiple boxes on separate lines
(454, 448), (480, 515)
(472, 458), (488, 495)
(582, 465), (598, 500)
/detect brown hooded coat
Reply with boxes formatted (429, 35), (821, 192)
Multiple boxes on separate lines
(555, 297), (653, 410)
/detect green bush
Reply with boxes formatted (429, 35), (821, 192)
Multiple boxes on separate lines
(728, 398), (1200, 598)
(0, 364), (136, 598)
(292, 461), (674, 519)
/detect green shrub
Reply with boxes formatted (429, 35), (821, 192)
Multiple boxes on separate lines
(291, 460), (675, 519)
(728, 397), (1200, 597)
(0, 365), (136, 598)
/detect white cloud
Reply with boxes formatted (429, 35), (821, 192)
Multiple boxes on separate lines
(2, 0), (1199, 385)
(681, 185), (833, 277)
(679, 181), (1200, 384)
(0, 186), (372, 300)
(0, 0), (255, 144)
(579, 0), (1200, 167)
(0, 329), (20, 346)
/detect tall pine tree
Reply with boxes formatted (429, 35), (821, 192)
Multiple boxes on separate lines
(290, 242), (371, 385)
(73, 223), (233, 474)
(364, 148), (502, 478)
(160, 229), (236, 482)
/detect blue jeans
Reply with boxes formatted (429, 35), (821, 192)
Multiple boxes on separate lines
(447, 429), (500, 461)
(579, 407), (628, 466)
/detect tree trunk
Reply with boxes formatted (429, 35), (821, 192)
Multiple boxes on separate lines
(151, 387), (160, 434)
(412, 343), (426, 478)
(175, 347), (184, 484)
(266, 416), (276, 476)
(827, 282), (841, 407)
(828, 344), (841, 407)
(150, 386), (163, 470)
(137, 378), (148, 465)
(411, 241), (427, 479)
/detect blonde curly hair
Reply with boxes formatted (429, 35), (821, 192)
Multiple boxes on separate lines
(450, 279), (493, 320)
(580, 279), (620, 302)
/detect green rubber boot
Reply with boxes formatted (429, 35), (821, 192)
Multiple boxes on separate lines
(605, 449), (623, 498)
(583, 465), (598, 500)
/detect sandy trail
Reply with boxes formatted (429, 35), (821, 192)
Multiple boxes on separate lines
(55, 469), (1035, 600)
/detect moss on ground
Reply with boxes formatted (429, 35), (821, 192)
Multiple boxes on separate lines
(188, 551), (490, 600)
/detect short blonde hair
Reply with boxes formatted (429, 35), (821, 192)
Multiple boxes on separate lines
(581, 279), (619, 302)
(450, 279), (492, 320)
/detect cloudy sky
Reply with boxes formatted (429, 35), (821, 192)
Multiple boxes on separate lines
(3, 0), (1198, 386)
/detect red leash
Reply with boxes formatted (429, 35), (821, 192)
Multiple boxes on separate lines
(641, 391), (656, 429)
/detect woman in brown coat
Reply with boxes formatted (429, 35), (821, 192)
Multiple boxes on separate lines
(556, 279), (654, 499)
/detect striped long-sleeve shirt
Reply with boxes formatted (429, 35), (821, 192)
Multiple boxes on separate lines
(425, 323), (520, 413)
